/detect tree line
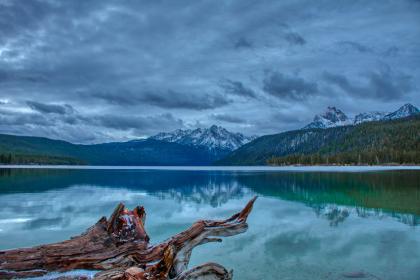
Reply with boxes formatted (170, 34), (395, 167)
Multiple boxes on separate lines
(0, 154), (13, 164)
(267, 149), (420, 165)
(0, 153), (84, 165)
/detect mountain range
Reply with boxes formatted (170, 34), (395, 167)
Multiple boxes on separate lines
(303, 103), (419, 129)
(0, 103), (419, 165)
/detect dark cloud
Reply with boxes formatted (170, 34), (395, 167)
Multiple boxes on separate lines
(27, 101), (74, 115)
(221, 80), (257, 98)
(284, 32), (306, 45)
(141, 91), (231, 110)
(0, 70), (10, 83)
(211, 114), (245, 124)
(263, 72), (318, 101)
(337, 41), (373, 53)
(323, 67), (413, 101)
(94, 113), (183, 133)
(383, 46), (399, 57)
(234, 37), (253, 49)
(90, 91), (134, 107)
(368, 69), (413, 100)
(248, 110), (311, 134)
(91, 89), (230, 110)
(0, 69), (47, 84)
(0, 110), (52, 127)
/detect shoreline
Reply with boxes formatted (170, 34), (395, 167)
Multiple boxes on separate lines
(1, 165), (420, 172)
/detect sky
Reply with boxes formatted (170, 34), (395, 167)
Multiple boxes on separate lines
(0, 0), (419, 143)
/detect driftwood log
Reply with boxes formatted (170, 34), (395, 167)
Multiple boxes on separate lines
(0, 197), (257, 279)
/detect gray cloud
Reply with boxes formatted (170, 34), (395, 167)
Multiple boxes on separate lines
(91, 90), (230, 110)
(263, 72), (318, 101)
(27, 101), (74, 115)
(90, 91), (135, 107)
(0, 110), (52, 127)
(368, 70), (412, 100)
(284, 32), (306, 45)
(211, 114), (246, 124)
(0, 0), (419, 141)
(383, 46), (399, 57)
(0, 106), (183, 142)
(220, 80), (257, 98)
(337, 41), (373, 53)
(0, 69), (47, 84)
(248, 110), (311, 134)
(324, 67), (413, 101)
(95, 113), (183, 132)
(141, 91), (231, 110)
(234, 37), (253, 49)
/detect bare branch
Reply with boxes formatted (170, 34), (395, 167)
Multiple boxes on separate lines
(0, 197), (257, 280)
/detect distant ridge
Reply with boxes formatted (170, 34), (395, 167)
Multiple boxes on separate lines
(0, 125), (255, 165)
(0, 135), (215, 165)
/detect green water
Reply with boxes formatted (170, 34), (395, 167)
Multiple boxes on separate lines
(0, 168), (419, 279)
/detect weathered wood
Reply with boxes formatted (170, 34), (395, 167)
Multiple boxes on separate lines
(0, 196), (257, 279)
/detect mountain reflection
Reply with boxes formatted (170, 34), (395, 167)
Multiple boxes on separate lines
(154, 181), (250, 207)
(314, 205), (350, 227)
(0, 168), (419, 226)
(1, 168), (419, 279)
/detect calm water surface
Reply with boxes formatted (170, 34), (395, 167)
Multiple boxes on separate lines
(0, 168), (419, 280)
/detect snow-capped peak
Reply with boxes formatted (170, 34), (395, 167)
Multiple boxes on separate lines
(150, 125), (256, 152)
(304, 106), (351, 129)
(383, 103), (420, 120)
(303, 103), (419, 130)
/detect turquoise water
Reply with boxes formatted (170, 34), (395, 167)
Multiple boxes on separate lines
(0, 168), (419, 279)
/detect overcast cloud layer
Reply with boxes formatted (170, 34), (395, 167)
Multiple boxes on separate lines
(0, 0), (419, 143)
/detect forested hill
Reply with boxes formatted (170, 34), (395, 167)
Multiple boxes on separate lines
(0, 134), (85, 165)
(0, 134), (215, 165)
(217, 115), (420, 165)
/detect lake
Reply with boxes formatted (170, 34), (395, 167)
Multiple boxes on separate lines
(0, 167), (419, 280)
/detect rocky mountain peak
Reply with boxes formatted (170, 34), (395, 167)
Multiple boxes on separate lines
(323, 106), (349, 122)
(150, 125), (255, 154)
(304, 103), (419, 130)
(384, 103), (420, 120)
(304, 106), (350, 129)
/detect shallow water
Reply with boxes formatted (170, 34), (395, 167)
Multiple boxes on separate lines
(0, 168), (419, 280)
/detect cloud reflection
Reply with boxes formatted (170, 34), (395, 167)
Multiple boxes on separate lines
(0, 169), (419, 279)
